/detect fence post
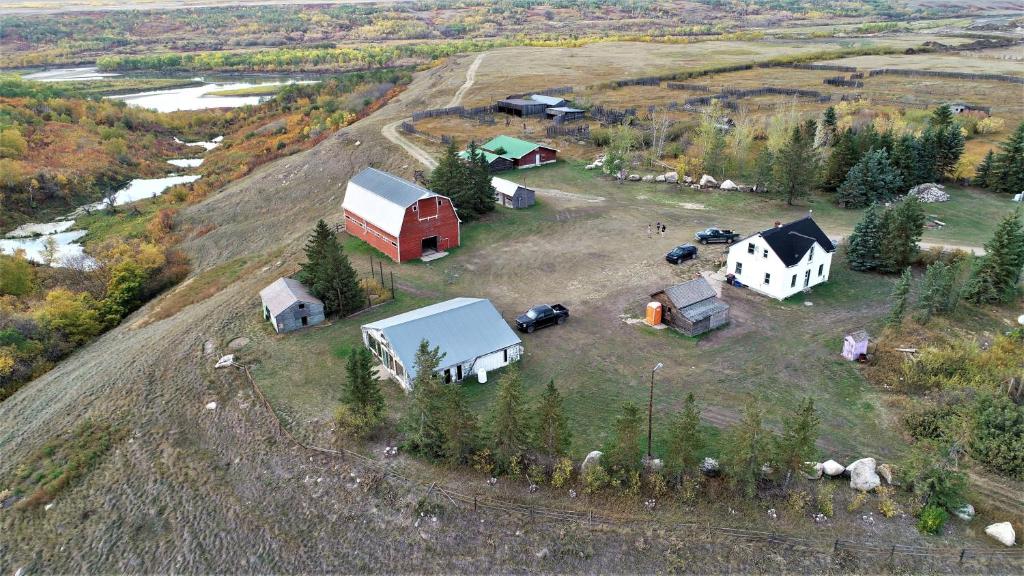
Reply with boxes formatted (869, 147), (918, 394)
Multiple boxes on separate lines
(473, 494), (477, 512)
(888, 545), (895, 562)
(832, 539), (840, 554)
(378, 261), (384, 287)
(959, 549), (966, 565)
(390, 271), (395, 300)
(589, 510), (593, 525)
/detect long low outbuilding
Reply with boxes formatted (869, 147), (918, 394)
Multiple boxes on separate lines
(361, 297), (523, 390)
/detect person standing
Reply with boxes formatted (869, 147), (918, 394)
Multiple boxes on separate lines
(661, 223), (667, 236)
(647, 224), (653, 238)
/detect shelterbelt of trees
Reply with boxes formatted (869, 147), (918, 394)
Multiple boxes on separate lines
(0, 68), (413, 404)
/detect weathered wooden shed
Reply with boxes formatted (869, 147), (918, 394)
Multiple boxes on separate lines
(842, 330), (869, 360)
(491, 177), (536, 208)
(259, 277), (325, 333)
(496, 98), (548, 117)
(545, 106), (585, 122)
(650, 277), (729, 337)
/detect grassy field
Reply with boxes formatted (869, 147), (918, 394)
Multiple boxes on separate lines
(250, 159), (1013, 464)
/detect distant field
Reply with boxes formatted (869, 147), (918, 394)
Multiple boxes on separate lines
(819, 51), (1024, 76)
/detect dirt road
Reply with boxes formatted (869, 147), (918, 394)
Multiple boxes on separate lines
(380, 52), (486, 169)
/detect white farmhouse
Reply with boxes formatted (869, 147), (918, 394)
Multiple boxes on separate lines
(725, 216), (836, 300)
(360, 297), (523, 390)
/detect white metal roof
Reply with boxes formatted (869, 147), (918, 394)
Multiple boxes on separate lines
(259, 277), (322, 318)
(530, 94), (565, 106)
(362, 297), (521, 380)
(342, 167), (436, 237)
(491, 177), (527, 198)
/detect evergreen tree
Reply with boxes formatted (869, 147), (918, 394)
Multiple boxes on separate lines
(665, 393), (705, 483)
(934, 125), (965, 180)
(963, 208), (1024, 304)
(974, 149), (995, 189)
(771, 125), (818, 206)
(606, 402), (643, 473)
(402, 340), (448, 459)
(846, 203), (884, 271)
(469, 143), (496, 216)
(534, 379), (571, 459)
(930, 104), (955, 129)
(823, 128), (860, 192)
(440, 382), (480, 465)
(836, 148), (901, 208)
(753, 147), (774, 193)
(722, 399), (774, 497)
(297, 220), (363, 316)
(489, 365), (531, 468)
(886, 267), (912, 326)
(814, 106), (837, 148)
(990, 123), (1024, 195)
(430, 140), (464, 198)
(775, 397), (820, 488)
(878, 196), (926, 274)
(915, 261), (949, 323)
(343, 347), (385, 424)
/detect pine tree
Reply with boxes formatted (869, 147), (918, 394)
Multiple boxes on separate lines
(722, 399), (774, 497)
(534, 379), (571, 459)
(489, 365), (531, 468)
(607, 402), (643, 473)
(771, 125), (819, 206)
(823, 128), (861, 192)
(974, 149), (995, 189)
(915, 261), (948, 323)
(836, 148), (901, 208)
(990, 123), (1024, 195)
(846, 203), (884, 271)
(963, 208), (1024, 304)
(469, 143), (496, 216)
(930, 104), (955, 129)
(343, 347), (385, 424)
(935, 125), (965, 180)
(298, 220), (364, 315)
(402, 340), (448, 459)
(886, 267), (912, 326)
(665, 393), (705, 483)
(814, 106), (837, 148)
(878, 196), (926, 274)
(775, 397), (820, 488)
(440, 382), (480, 465)
(753, 147), (774, 193)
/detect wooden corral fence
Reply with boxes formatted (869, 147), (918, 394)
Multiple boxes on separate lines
(546, 124), (591, 140)
(867, 68), (1024, 85)
(505, 85), (574, 99)
(788, 63), (859, 72)
(613, 76), (661, 88)
(590, 104), (637, 124)
(824, 76), (864, 88)
(231, 361), (1024, 572)
(412, 105), (467, 121)
(666, 82), (712, 92)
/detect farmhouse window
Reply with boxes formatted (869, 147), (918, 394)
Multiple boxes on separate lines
(456, 365), (463, 381)
(791, 274), (797, 288)
(298, 303), (305, 309)
(437, 198), (442, 206)
(818, 264), (824, 277)
(735, 262), (743, 274)
(762, 249), (768, 259)
(412, 205), (417, 212)
(444, 369), (452, 384)
(747, 243), (755, 254)
(809, 246), (815, 260)
(764, 273), (771, 285)
(503, 348), (508, 363)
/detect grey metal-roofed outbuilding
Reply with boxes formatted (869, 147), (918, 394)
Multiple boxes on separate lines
(491, 177), (536, 209)
(260, 277), (325, 333)
(496, 98), (548, 117)
(361, 297), (523, 390)
(650, 277), (730, 336)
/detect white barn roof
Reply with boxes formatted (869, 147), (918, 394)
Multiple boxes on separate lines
(530, 94), (565, 106)
(342, 167), (436, 237)
(362, 297), (521, 380)
(491, 177), (528, 198)
(259, 277), (322, 318)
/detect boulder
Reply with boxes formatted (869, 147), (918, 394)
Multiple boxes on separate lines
(581, 450), (603, 474)
(644, 457), (664, 472)
(877, 463), (895, 484)
(642, 175), (654, 182)
(683, 175), (694, 184)
(628, 174), (641, 181)
(985, 522), (1016, 547)
(738, 185), (753, 193)
(205, 401), (217, 410)
(664, 171), (679, 183)
(954, 504), (975, 521)
(585, 164), (596, 170)
(655, 175), (666, 182)
(699, 174), (718, 187)
(821, 460), (845, 476)
(700, 457), (720, 477)
(908, 183), (950, 203)
(214, 354), (235, 369)
(847, 457), (881, 492)
(805, 462), (824, 479)
(720, 179), (738, 190)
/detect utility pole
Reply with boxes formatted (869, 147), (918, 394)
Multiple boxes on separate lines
(647, 362), (663, 459)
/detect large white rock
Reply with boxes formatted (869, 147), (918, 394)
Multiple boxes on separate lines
(699, 174), (718, 187)
(628, 174), (641, 181)
(954, 504), (975, 521)
(214, 354), (235, 369)
(664, 171), (679, 183)
(720, 179), (738, 190)
(847, 457), (881, 492)
(877, 463), (895, 484)
(821, 460), (845, 476)
(581, 451), (603, 474)
(805, 462), (824, 479)
(642, 175), (654, 182)
(655, 175), (666, 182)
(985, 522), (1016, 547)
(683, 175), (694, 184)
(700, 457), (720, 477)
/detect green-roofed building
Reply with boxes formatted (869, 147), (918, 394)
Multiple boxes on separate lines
(460, 135), (558, 172)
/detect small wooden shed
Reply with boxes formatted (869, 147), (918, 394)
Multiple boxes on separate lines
(491, 177), (536, 208)
(259, 277), (325, 333)
(650, 277), (729, 337)
(842, 330), (869, 360)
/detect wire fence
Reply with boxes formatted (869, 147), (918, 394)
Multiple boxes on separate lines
(232, 363), (1023, 569)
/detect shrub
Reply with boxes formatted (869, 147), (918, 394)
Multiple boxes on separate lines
(847, 492), (867, 512)
(334, 404), (377, 440)
(551, 457), (573, 488)
(645, 471), (668, 497)
(877, 486), (899, 518)
(678, 475), (700, 504)
(917, 504), (948, 535)
(582, 464), (610, 494)
(471, 448), (495, 476)
(787, 489), (811, 512)
(970, 395), (1024, 480)
(817, 482), (836, 517)
(527, 463), (546, 485)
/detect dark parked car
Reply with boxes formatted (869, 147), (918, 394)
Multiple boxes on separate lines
(516, 304), (569, 333)
(694, 227), (740, 244)
(665, 244), (698, 264)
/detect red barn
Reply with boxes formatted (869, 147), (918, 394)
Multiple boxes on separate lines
(342, 168), (461, 262)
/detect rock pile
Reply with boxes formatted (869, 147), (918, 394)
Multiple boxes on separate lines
(908, 183), (950, 203)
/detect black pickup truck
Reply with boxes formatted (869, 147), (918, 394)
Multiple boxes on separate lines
(516, 304), (569, 333)
(694, 227), (741, 244)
